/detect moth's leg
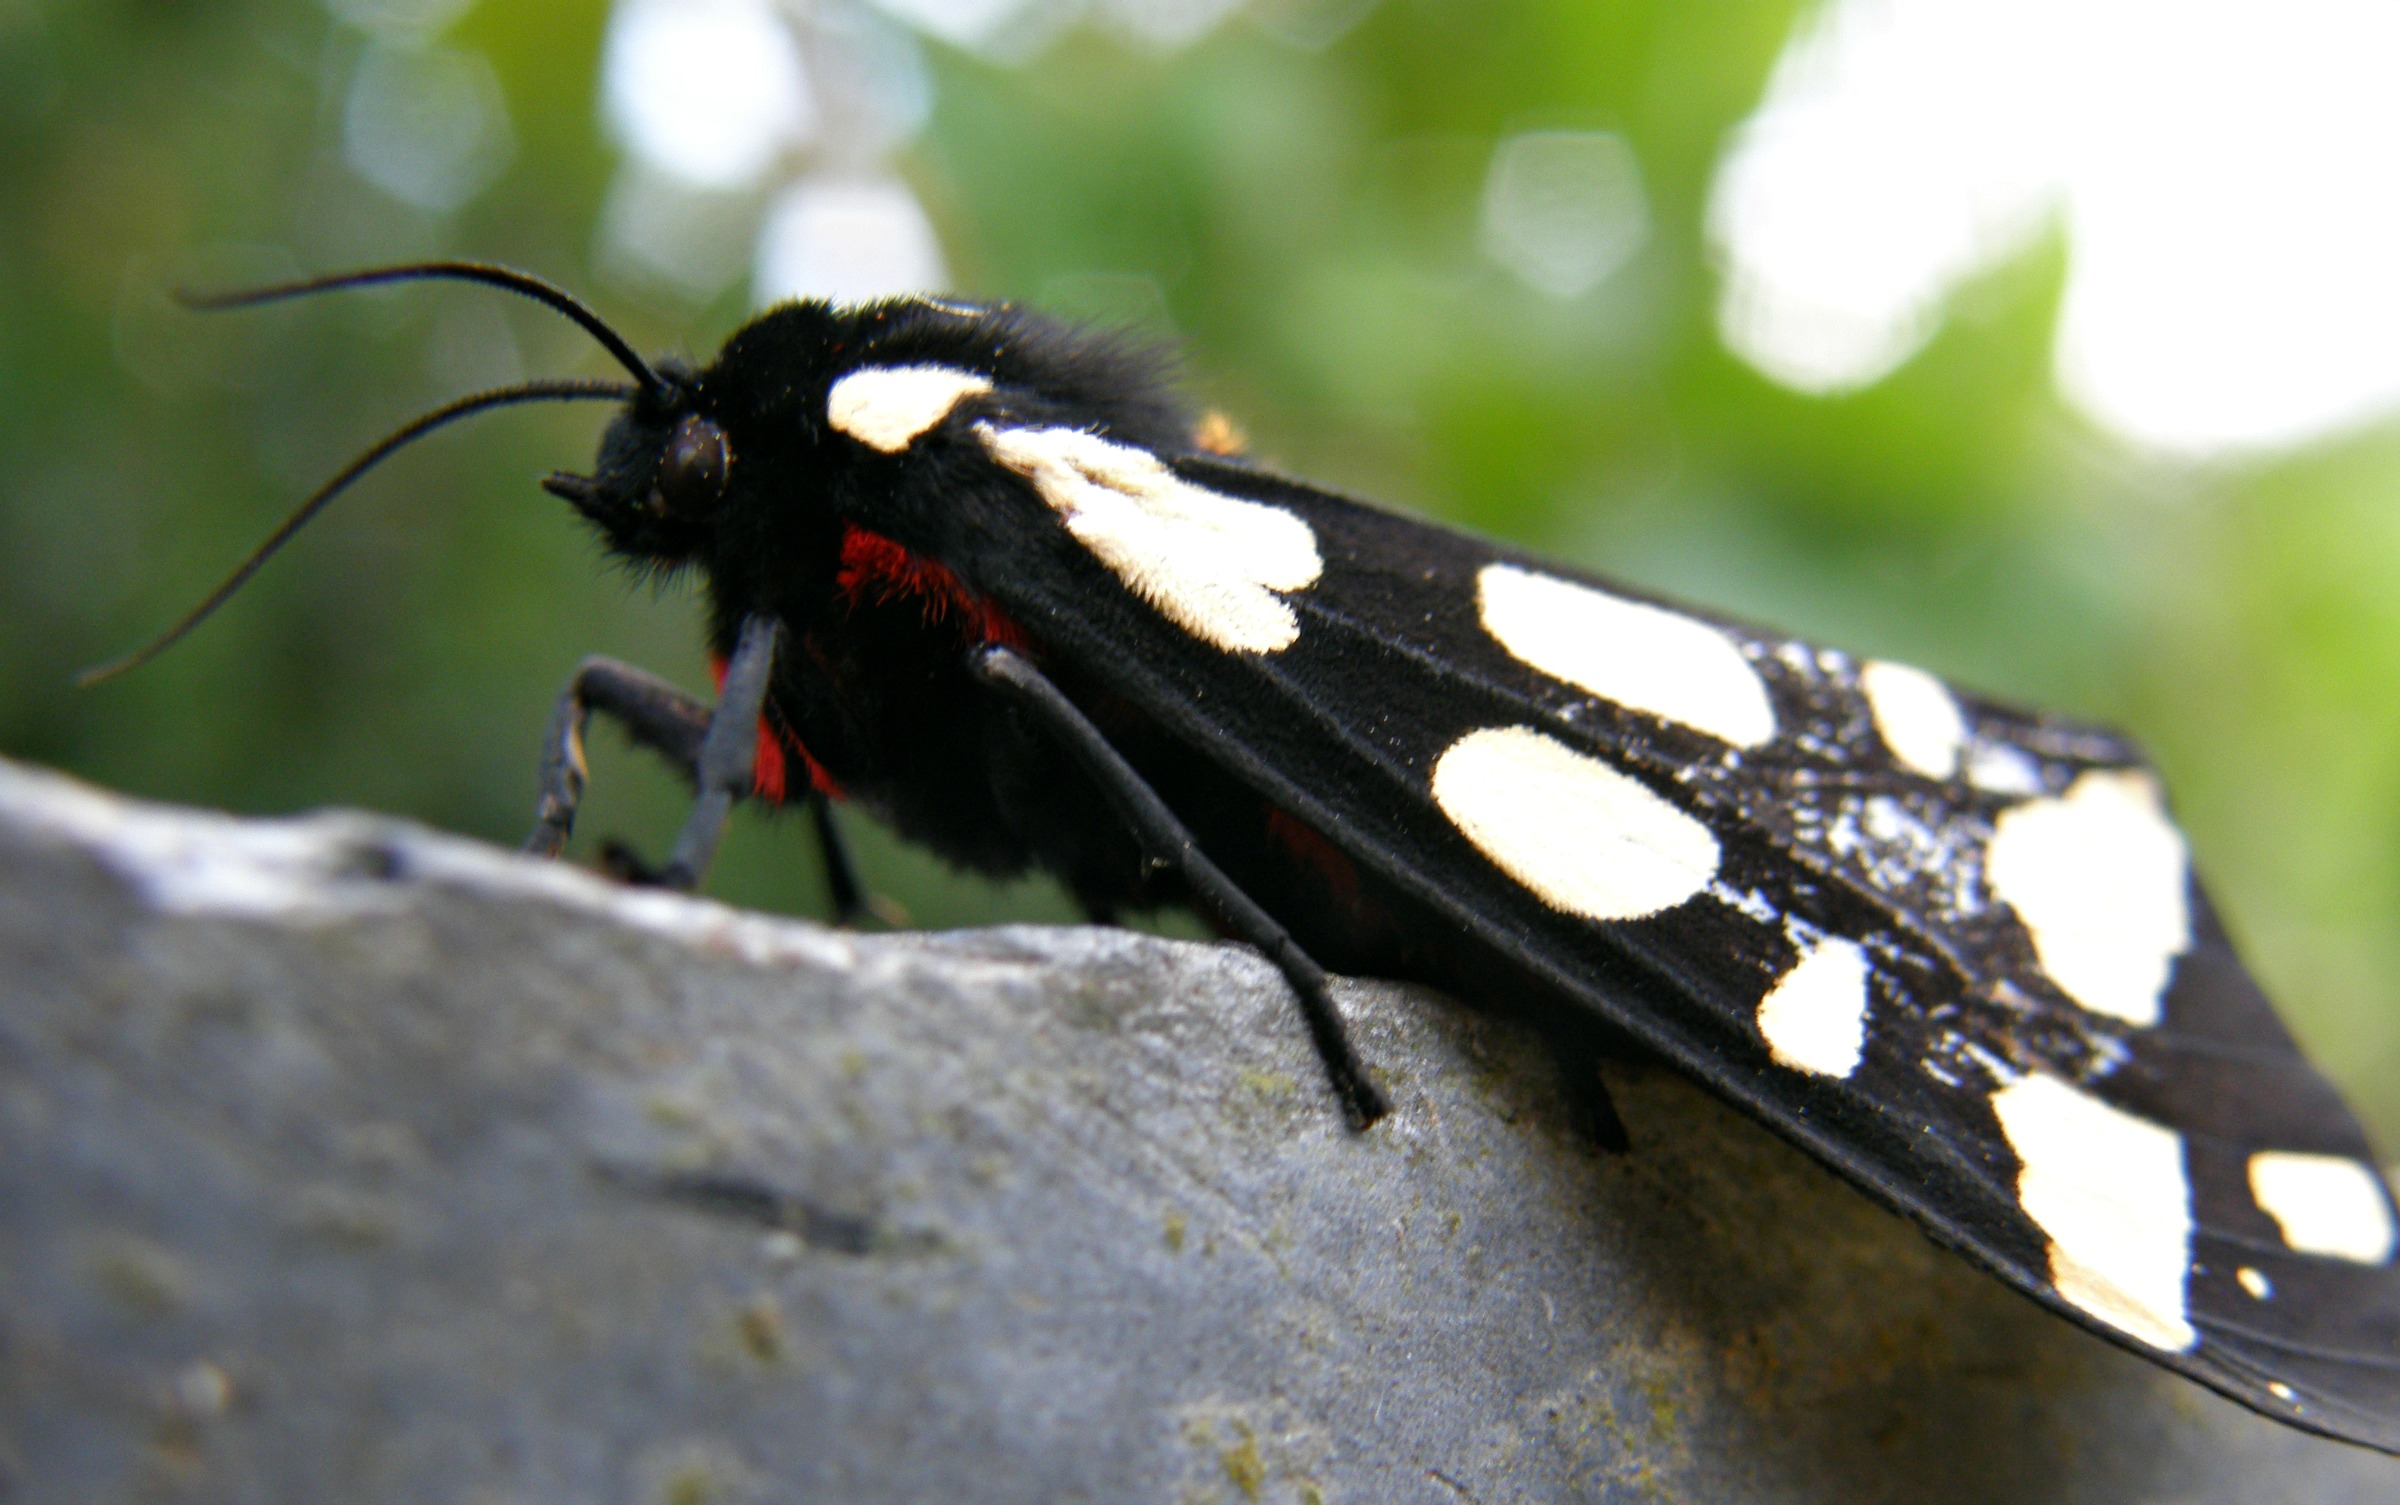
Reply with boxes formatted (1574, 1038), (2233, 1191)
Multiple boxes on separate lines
(807, 793), (875, 926)
(599, 789), (871, 925)
(524, 658), (712, 859)
(968, 643), (1389, 1131)
(654, 614), (782, 892)
(523, 617), (819, 902)
(1550, 1032), (1632, 1154)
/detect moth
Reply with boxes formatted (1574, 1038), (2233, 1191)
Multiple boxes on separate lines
(102, 262), (2400, 1455)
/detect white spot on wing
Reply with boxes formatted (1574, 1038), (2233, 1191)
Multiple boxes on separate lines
(2236, 1266), (2272, 1299)
(1991, 1073), (2196, 1352)
(1431, 725), (1719, 921)
(1756, 935), (1870, 1077)
(1964, 742), (2045, 796)
(825, 367), (993, 453)
(978, 424), (1321, 654)
(2248, 1151), (2398, 1264)
(1860, 658), (1964, 778)
(827, 365), (992, 452)
(1986, 770), (2189, 1027)
(1476, 564), (1776, 748)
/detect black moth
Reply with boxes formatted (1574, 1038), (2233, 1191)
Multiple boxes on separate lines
(107, 262), (2400, 1455)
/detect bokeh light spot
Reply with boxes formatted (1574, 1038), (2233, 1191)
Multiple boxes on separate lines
(752, 175), (949, 306)
(322, 0), (477, 47)
(867, 0), (1047, 51)
(342, 43), (516, 213)
(597, 165), (761, 305)
(1710, 0), (2400, 455)
(604, 0), (815, 189)
(1479, 131), (1650, 300)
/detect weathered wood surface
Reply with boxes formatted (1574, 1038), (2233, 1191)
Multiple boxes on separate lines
(2, 759), (2395, 1503)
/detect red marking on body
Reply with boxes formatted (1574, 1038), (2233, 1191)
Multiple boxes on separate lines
(837, 524), (1028, 649)
(709, 655), (841, 804)
(750, 722), (790, 803)
(1266, 807), (1358, 910)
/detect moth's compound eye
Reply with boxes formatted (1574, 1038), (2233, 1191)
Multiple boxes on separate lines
(652, 414), (730, 518)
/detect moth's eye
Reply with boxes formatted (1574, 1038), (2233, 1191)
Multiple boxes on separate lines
(652, 415), (730, 518)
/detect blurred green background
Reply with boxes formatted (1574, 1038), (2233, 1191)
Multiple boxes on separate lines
(7, 0), (2400, 1146)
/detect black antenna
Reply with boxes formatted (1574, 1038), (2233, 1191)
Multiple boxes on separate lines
(177, 261), (669, 399)
(78, 377), (634, 687)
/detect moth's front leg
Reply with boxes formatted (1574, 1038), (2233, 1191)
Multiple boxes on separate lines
(521, 616), (869, 917)
(966, 642), (1389, 1131)
(524, 656), (711, 860)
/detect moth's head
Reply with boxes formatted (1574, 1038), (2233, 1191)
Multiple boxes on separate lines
(542, 359), (731, 566)
(541, 299), (862, 570)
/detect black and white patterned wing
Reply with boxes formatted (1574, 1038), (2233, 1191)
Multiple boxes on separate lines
(931, 413), (2400, 1451)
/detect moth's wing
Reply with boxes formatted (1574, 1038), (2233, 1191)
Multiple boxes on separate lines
(954, 443), (2400, 1453)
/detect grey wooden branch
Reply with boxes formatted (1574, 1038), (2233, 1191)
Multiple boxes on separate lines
(0, 758), (2392, 1503)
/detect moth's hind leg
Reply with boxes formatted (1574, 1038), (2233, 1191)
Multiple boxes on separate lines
(968, 642), (1388, 1132)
